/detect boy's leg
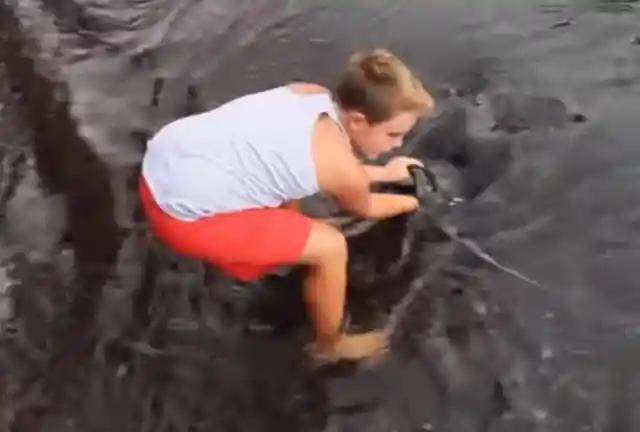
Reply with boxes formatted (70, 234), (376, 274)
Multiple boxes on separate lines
(298, 221), (346, 343)
(139, 179), (385, 362)
(298, 221), (387, 361)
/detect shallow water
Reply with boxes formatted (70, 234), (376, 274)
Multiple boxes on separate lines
(1, 0), (640, 431)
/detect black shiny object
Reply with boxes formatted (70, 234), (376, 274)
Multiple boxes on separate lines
(407, 164), (461, 217)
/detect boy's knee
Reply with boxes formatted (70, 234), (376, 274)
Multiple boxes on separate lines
(300, 221), (347, 266)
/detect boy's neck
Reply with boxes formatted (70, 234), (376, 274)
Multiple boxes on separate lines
(334, 103), (367, 161)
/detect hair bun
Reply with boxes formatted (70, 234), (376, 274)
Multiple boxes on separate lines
(337, 48), (433, 122)
(349, 49), (398, 84)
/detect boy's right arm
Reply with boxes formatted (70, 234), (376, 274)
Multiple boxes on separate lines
(365, 193), (420, 219)
(312, 117), (419, 220)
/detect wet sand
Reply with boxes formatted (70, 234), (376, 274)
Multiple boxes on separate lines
(0, 1), (640, 431)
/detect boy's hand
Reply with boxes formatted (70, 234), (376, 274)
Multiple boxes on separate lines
(383, 156), (424, 183)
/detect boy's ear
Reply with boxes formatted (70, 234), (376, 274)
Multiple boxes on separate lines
(344, 111), (368, 130)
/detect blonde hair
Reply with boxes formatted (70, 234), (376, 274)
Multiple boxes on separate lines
(334, 48), (434, 124)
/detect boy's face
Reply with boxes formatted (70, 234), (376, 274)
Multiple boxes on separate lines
(344, 110), (418, 159)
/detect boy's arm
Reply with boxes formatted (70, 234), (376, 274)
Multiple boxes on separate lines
(362, 165), (392, 183)
(363, 157), (425, 184)
(364, 193), (420, 219)
(327, 172), (419, 220)
(313, 117), (418, 220)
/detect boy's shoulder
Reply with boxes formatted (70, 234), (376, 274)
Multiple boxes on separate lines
(286, 82), (331, 95)
(312, 115), (367, 195)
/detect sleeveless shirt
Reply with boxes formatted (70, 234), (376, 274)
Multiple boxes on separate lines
(141, 85), (342, 221)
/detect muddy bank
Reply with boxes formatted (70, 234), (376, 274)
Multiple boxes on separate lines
(1, 1), (640, 431)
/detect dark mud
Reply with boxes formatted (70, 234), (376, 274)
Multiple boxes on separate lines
(1, 1), (640, 431)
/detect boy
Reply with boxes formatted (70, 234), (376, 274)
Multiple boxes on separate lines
(139, 48), (434, 363)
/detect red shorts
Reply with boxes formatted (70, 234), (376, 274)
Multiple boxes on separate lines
(138, 175), (313, 282)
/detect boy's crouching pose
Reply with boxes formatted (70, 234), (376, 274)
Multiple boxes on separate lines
(139, 49), (434, 363)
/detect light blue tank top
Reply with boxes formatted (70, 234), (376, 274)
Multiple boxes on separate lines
(141, 86), (342, 221)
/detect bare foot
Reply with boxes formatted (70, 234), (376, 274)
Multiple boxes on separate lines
(307, 330), (389, 365)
